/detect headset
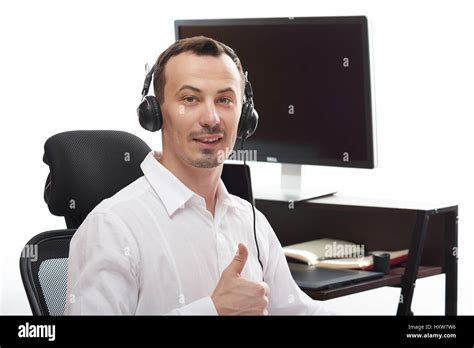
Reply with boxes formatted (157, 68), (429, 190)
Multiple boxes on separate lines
(137, 62), (264, 279)
(137, 65), (258, 140)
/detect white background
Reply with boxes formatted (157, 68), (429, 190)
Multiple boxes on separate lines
(0, 0), (472, 315)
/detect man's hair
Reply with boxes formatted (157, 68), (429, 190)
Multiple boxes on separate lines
(153, 36), (246, 104)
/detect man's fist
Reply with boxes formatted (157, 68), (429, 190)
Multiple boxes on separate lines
(211, 243), (269, 315)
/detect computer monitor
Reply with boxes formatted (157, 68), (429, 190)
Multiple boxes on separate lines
(175, 16), (377, 200)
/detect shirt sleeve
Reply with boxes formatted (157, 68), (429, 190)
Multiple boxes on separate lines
(64, 210), (219, 315)
(256, 210), (334, 315)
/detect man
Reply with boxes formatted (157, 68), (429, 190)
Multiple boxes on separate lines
(64, 36), (330, 315)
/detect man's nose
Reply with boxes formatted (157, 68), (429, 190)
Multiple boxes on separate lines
(199, 100), (221, 128)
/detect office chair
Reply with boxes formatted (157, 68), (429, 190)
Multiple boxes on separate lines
(20, 130), (152, 315)
(20, 130), (255, 315)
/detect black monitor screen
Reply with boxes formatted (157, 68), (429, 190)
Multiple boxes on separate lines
(175, 17), (376, 168)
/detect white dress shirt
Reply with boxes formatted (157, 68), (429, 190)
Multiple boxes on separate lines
(64, 151), (330, 315)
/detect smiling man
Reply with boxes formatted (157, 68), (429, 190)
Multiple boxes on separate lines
(64, 36), (330, 315)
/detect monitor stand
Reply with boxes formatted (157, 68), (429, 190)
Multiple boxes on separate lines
(254, 163), (338, 202)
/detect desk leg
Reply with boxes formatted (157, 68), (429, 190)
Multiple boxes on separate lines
(397, 211), (430, 316)
(445, 209), (458, 315)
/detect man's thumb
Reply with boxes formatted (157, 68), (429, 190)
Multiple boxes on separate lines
(225, 243), (248, 276)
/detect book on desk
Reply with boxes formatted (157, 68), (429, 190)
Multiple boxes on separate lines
(283, 238), (409, 271)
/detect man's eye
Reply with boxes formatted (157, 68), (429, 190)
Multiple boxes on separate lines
(218, 97), (232, 105)
(183, 96), (197, 103)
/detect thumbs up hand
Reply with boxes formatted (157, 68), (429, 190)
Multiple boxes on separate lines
(211, 243), (269, 315)
(224, 242), (250, 276)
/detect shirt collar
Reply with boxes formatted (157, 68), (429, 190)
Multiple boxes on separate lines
(140, 151), (237, 217)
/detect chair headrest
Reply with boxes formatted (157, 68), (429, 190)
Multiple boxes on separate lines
(43, 130), (151, 227)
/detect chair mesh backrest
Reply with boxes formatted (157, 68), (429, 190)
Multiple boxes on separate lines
(38, 258), (68, 316)
(20, 229), (75, 316)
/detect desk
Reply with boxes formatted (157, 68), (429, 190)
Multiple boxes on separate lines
(255, 195), (458, 316)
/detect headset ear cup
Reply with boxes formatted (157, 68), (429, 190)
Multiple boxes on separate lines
(137, 96), (163, 132)
(238, 102), (259, 140)
(246, 108), (259, 138)
(148, 96), (163, 131)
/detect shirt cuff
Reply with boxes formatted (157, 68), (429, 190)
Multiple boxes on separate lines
(176, 296), (218, 315)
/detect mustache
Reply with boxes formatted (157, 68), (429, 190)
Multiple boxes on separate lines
(190, 127), (225, 138)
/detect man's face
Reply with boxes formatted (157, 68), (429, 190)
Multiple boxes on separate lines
(160, 52), (243, 169)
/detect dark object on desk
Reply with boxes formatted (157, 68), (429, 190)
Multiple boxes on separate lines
(289, 262), (384, 290)
(221, 163), (253, 204)
(372, 252), (391, 274)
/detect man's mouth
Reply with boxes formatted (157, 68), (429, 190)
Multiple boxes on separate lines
(193, 135), (224, 145)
